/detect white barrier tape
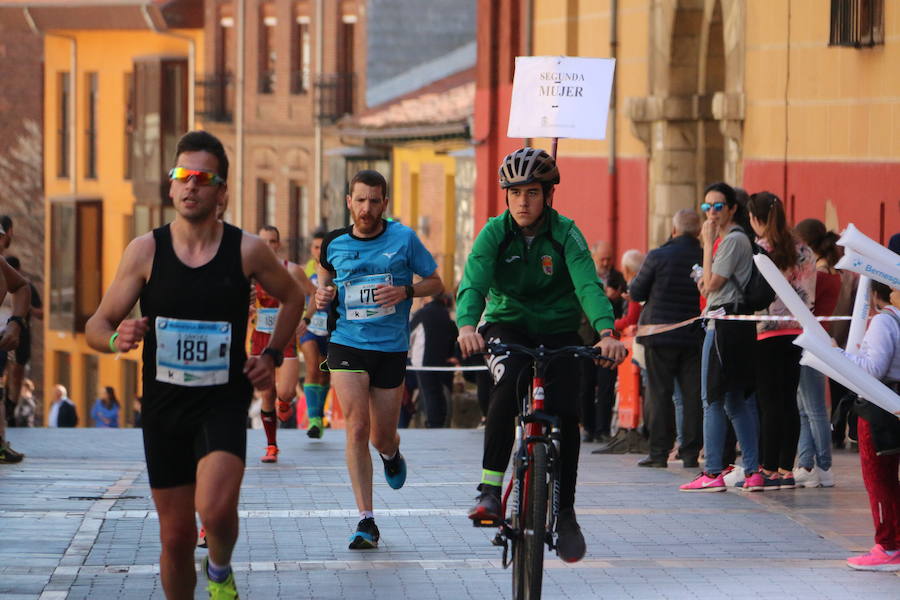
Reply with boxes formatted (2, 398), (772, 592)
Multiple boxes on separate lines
(714, 315), (851, 322)
(407, 365), (488, 372)
(635, 312), (851, 338)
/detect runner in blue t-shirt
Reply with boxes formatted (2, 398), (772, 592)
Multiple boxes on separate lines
(315, 169), (443, 549)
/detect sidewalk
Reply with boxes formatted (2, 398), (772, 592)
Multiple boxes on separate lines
(1, 428), (897, 599)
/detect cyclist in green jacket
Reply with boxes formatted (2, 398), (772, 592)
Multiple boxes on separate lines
(457, 147), (627, 562)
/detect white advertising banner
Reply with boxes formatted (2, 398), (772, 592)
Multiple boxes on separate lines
(507, 56), (616, 141)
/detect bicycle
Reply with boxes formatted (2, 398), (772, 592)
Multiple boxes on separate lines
(472, 342), (611, 600)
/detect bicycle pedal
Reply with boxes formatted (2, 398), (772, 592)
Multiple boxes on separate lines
(491, 532), (506, 547)
(472, 517), (501, 528)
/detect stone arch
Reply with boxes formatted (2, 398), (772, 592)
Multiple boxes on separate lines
(251, 146), (279, 171)
(284, 147), (312, 179)
(629, 0), (745, 248)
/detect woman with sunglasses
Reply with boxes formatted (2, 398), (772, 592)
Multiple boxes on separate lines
(680, 182), (763, 492)
(747, 192), (816, 490)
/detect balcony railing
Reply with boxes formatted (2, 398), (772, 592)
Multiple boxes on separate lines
(259, 70), (275, 94)
(196, 72), (234, 123)
(291, 69), (311, 95)
(829, 0), (884, 47)
(315, 72), (355, 123)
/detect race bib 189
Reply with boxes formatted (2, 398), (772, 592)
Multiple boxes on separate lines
(344, 273), (396, 321)
(256, 307), (278, 334)
(155, 317), (232, 387)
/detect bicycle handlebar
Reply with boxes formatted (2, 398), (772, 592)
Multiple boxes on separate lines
(485, 342), (616, 365)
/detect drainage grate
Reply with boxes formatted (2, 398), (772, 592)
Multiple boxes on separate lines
(66, 496), (144, 501)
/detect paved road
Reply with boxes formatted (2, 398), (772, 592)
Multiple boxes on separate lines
(1, 428), (897, 599)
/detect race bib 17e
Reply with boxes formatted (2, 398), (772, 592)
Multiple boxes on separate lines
(344, 273), (396, 321)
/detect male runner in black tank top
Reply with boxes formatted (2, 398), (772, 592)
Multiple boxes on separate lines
(86, 131), (304, 600)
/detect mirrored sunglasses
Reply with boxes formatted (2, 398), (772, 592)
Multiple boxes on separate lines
(701, 202), (725, 212)
(168, 167), (225, 186)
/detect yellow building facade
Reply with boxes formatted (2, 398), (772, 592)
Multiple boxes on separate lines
(390, 144), (465, 287)
(26, 4), (205, 426)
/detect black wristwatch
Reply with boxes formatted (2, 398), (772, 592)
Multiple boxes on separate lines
(262, 347), (284, 367)
(6, 316), (26, 331)
(404, 285), (414, 299)
(302, 316), (311, 325)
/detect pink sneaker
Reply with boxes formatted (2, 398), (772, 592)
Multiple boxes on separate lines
(847, 544), (900, 571)
(739, 472), (765, 492)
(679, 472), (726, 492)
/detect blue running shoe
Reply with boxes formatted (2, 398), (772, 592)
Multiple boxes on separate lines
(381, 451), (407, 489)
(348, 517), (380, 549)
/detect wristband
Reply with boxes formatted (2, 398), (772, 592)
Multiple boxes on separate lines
(303, 317), (311, 325)
(598, 329), (614, 340)
(6, 316), (25, 331)
(109, 332), (120, 352)
(404, 285), (414, 299)
(262, 347), (284, 367)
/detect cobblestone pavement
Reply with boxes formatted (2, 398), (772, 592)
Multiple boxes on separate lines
(1, 428), (897, 599)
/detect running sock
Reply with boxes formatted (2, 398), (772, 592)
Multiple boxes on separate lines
(206, 557), (232, 583)
(359, 510), (374, 520)
(304, 384), (325, 419)
(261, 409), (277, 446)
(481, 469), (504, 488)
(380, 450), (397, 461)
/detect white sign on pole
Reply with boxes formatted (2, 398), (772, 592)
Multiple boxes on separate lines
(507, 55), (616, 141)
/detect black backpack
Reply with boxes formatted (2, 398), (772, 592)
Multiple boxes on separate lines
(732, 243), (776, 313)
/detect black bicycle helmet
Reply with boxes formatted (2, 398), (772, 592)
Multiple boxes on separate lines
(498, 147), (560, 189)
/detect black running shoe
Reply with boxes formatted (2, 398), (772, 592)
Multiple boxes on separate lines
(467, 484), (502, 522)
(556, 508), (586, 563)
(348, 517), (380, 549)
(0, 442), (24, 464)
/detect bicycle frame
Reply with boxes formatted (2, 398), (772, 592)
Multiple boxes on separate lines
(481, 344), (606, 567)
(499, 355), (562, 563)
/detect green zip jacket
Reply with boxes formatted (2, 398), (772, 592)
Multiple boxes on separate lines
(456, 207), (615, 335)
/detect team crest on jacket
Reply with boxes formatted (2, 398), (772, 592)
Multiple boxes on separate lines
(540, 255), (553, 275)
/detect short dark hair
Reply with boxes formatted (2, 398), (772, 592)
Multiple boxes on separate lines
(259, 225), (280, 241)
(0, 215), (11, 232)
(872, 280), (892, 303)
(349, 170), (388, 199)
(312, 228), (326, 240)
(174, 131), (229, 181)
(4, 255), (20, 270)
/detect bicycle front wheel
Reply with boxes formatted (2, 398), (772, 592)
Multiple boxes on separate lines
(512, 442), (548, 600)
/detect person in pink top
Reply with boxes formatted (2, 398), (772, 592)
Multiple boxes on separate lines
(748, 192), (816, 490)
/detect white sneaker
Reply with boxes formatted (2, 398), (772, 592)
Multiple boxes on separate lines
(816, 467), (835, 487)
(793, 467), (820, 488)
(723, 464), (745, 487)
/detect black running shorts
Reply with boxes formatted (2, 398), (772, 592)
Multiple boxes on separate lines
(142, 404), (247, 489)
(325, 342), (407, 389)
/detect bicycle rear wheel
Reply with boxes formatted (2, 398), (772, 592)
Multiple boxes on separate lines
(512, 442), (548, 600)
